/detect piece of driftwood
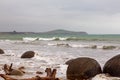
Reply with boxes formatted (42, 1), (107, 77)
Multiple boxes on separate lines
(0, 68), (59, 80)
(45, 68), (57, 78)
(3, 63), (25, 76)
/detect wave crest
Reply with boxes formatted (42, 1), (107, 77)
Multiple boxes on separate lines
(22, 37), (78, 41)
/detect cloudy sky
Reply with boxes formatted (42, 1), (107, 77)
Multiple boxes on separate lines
(0, 0), (120, 34)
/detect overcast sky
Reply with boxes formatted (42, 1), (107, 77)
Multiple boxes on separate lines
(0, 0), (120, 34)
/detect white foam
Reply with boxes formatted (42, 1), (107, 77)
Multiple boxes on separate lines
(4, 50), (15, 56)
(59, 64), (68, 75)
(70, 44), (87, 48)
(92, 74), (120, 80)
(39, 37), (68, 41)
(92, 74), (110, 80)
(58, 37), (68, 40)
(22, 37), (38, 42)
(23, 37), (71, 41)
(39, 37), (56, 41)
(47, 43), (56, 46)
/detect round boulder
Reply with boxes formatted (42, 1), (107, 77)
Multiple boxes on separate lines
(66, 57), (102, 80)
(0, 49), (4, 54)
(103, 54), (120, 77)
(21, 51), (35, 58)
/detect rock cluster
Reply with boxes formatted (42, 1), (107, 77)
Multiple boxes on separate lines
(66, 54), (120, 80)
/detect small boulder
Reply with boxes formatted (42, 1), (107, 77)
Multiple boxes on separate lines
(91, 45), (97, 49)
(36, 71), (43, 74)
(66, 57), (102, 80)
(21, 51), (35, 58)
(103, 54), (120, 77)
(0, 49), (4, 54)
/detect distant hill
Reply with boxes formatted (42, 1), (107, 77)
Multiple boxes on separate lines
(40, 29), (88, 35)
(43, 29), (88, 35)
(0, 29), (88, 36)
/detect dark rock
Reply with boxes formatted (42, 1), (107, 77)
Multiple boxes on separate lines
(0, 49), (4, 54)
(91, 45), (97, 49)
(66, 57), (102, 80)
(36, 71), (43, 74)
(21, 51), (35, 58)
(103, 54), (120, 77)
(102, 46), (116, 50)
(56, 43), (70, 47)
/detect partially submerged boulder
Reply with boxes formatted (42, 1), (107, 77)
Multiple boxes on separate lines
(91, 45), (97, 49)
(21, 51), (35, 58)
(84, 45), (97, 49)
(103, 54), (120, 77)
(102, 46), (116, 50)
(66, 57), (102, 80)
(0, 49), (4, 54)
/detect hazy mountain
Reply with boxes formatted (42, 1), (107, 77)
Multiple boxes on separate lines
(40, 29), (88, 35)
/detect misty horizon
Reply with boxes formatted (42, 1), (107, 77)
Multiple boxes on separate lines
(0, 29), (87, 33)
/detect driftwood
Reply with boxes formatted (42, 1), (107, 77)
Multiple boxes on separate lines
(3, 63), (25, 76)
(0, 67), (59, 80)
(45, 68), (57, 78)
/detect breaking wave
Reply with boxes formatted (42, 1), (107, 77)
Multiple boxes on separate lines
(22, 37), (77, 41)
(22, 36), (120, 42)
(22, 37), (99, 41)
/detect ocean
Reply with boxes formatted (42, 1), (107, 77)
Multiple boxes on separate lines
(0, 34), (120, 80)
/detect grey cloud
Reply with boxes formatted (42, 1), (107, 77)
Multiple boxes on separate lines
(60, 0), (120, 14)
(0, 0), (120, 34)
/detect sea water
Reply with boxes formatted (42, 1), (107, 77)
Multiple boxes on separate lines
(0, 34), (120, 80)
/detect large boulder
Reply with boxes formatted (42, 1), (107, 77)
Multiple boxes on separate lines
(103, 54), (120, 77)
(66, 57), (102, 80)
(21, 51), (35, 58)
(0, 49), (4, 54)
